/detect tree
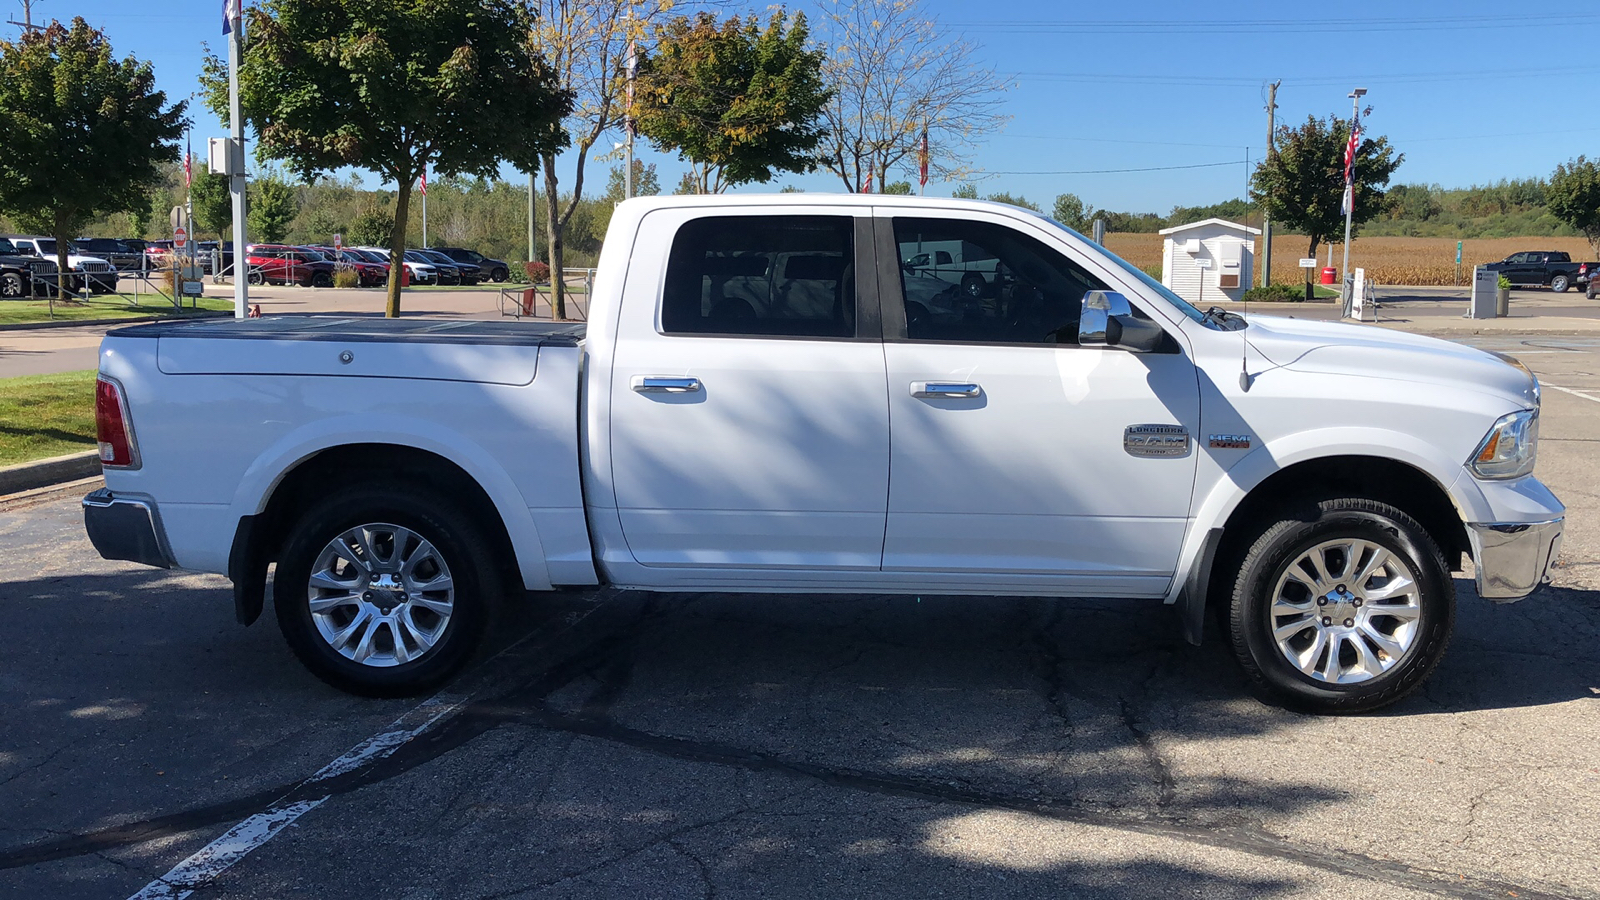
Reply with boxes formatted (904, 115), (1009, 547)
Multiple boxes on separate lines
(984, 192), (1038, 211)
(635, 11), (829, 194)
(672, 171), (698, 195)
(0, 19), (186, 298)
(249, 173), (298, 243)
(602, 160), (660, 202)
(952, 183), (978, 199)
(882, 181), (912, 195)
(1052, 193), (1094, 231)
(205, 0), (569, 317)
(1250, 114), (1402, 258)
(1546, 158), (1600, 255)
(191, 162), (233, 242)
(529, 0), (668, 320)
(817, 0), (1007, 192)
(347, 207), (395, 248)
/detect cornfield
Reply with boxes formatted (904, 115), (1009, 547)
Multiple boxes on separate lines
(1101, 233), (1599, 286)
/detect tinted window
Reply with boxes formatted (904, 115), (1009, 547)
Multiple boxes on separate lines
(892, 218), (1109, 344)
(662, 215), (855, 338)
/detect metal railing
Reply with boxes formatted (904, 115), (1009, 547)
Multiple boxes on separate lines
(499, 267), (593, 321)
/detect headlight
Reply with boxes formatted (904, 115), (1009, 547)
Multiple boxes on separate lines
(1468, 409), (1539, 479)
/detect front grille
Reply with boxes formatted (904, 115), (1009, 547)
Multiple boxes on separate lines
(83, 262), (114, 273)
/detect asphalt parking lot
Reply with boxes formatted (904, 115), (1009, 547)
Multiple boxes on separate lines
(2, 330), (1598, 900)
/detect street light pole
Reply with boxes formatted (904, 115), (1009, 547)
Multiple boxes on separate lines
(1340, 87), (1366, 318)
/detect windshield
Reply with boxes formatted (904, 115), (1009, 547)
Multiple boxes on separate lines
(37, 238), (70, 254)
(1041, 218), (1209, 325)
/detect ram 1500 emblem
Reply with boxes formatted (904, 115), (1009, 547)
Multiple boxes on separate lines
(1124, 424), (1191, 458)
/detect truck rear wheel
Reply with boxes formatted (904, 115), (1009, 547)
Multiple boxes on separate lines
(1227, 498), (1454, 714)
(273, 483), (498, 697)
(1552, 274), (1569, 293)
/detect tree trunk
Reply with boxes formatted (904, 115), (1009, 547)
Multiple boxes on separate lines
(542, 154), (565, 321)
(385, 181), (412, 318)
(1307, 236), (1320, 261)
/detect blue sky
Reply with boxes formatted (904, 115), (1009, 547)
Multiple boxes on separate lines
(16, 0), (1600, 214)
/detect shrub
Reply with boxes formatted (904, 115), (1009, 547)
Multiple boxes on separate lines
(1497, 274), (1512, 290)
(333, 268), (361, 289)
(523, 261), (550, 284)
(1240, 283), (1304, 303)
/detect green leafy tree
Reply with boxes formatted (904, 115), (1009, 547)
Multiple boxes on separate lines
(0, 19), (187, 298)
(602, 161), (660, 202)
(347, 207), (396, 248)
(1052, 193), (1096, 230)
(1251, 114), (1402, 258)
(951, 183), (978, 199)
(881, 181), (912, 195)
(636, 11), (830, 194)
(1546, 158), (1600, 255)
(204, 0), (570, 317)
(191, 162), (233, 242)
(249, 173), (298, 243)
(672, 171), (699, 195)
(984, 191), (1038, 211)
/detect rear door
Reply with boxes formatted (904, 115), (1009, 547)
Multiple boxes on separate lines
(607, 208), (891, 571)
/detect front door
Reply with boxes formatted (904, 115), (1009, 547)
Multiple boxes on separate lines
(607, 210), (890, 571)
(878, 211), (1200, 596)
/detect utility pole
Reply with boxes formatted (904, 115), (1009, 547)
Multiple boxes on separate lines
(8, 0), (42, 32)
(1260, 80), (1279, 288)
(224, 0), (247, 319)
(1340, 87), (1367, 318)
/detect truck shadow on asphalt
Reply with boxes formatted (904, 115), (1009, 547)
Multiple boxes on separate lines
(1, 569), (1595, 898)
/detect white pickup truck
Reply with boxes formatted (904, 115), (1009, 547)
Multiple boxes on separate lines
(84, 195), (1562, 713)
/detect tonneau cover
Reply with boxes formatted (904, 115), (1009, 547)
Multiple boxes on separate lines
(110, 315), (586, 346)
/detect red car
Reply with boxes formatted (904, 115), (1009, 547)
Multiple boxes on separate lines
(312, 247), (390, 287)
(245, 244), (339, 287)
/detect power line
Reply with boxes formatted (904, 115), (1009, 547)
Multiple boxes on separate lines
(1011, 65), (1600, 88)
(1000, 133), (1245, 150)
(952, 13), (1600, 35)
(986, 160), (1247, 176)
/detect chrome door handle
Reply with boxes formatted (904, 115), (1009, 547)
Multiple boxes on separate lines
(631, 375), (702, 393)
(911, 381), (981, 398)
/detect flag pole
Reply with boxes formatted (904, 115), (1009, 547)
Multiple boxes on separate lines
(226, 0), (247, 319)
(1340, 87), (1366, 318)
(421, 166), (427, 247)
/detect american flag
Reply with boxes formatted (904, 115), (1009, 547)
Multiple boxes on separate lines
(625, 40), (637, 138)
(183, 152), (191, 188)
(917, 127), (929, 188)
(1341, 117), (1361, 215)
(419, 166), (427, 196)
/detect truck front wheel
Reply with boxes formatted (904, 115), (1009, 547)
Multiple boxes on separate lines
(1227, 498), (1454, 714)
(273, 484), (498, 696)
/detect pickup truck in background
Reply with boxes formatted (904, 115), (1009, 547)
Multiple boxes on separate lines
(1483, 250), (1598, 292)
(83, 195), (1563, 714)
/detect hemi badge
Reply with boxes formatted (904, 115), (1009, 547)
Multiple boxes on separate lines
(1209, 434), (1252, 449)
(1124, 424), (1191, 458)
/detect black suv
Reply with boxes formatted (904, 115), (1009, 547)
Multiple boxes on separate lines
(0, 238), (60, 298)
(74, 237), (144, 272)
(429, 246), (510, 283)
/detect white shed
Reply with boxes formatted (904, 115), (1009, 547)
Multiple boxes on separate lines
(1159, 218), (1259, 305)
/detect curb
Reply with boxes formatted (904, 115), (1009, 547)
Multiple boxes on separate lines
(0, 310), (231, 332)
(0, 451), (101, 495)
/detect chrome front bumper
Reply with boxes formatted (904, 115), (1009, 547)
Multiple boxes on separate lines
(1468, 518), (1563, 602)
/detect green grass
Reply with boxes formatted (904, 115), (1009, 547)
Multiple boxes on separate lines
(0, 294), (233, 326)
(0, 369), (97, 466)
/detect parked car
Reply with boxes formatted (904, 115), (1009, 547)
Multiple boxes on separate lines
(3, 235), (116, 293)
(405, 250), (460, 284)
(416, 248), (480, 284)
(74, 237), (145, 272)
(311, 247), (389, 287)
(901, 238), (1003, 299)
(0, 238), (60, 298)
(358, 247), (437, 284)
(84, 195), (1562, 714)
(430, 246), (510, 283)
(245, 244), (338, 287)
(1483, 251), (1599, 293)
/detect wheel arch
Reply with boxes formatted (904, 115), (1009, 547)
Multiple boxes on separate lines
(229, 438), (552, 625)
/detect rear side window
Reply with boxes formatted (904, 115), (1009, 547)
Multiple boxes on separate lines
(661, 215), (856, 338)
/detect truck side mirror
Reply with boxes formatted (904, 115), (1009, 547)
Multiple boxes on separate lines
(1079, 291), (1164, 352)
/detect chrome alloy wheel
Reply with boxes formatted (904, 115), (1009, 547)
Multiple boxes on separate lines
(1268, 539), (1422, 684)
(307, 523), (455, 667)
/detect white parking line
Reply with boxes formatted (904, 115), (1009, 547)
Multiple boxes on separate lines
(1546, 384), (1600, 404)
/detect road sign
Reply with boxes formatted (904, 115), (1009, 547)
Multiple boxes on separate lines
(1298, 258), (1318, 268)
(1456, 241), (1463, 264)
(333, 233), (342, 252)
(173, 226), (187, 245)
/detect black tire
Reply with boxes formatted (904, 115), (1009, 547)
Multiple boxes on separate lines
(490, 267), (508, 283)
(960, 273), (985, 299)
(1551, 274), (1569, 293)
(0, 272), (22, 298)
(247, 272), (264, 286)
(274, 483), (500, 697)
(1227, 498), (1454, 714)
(311, 271), (333, 288)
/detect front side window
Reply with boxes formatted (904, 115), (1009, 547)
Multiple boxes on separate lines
(892, 217), (1108, 344)
(662, 215), (855, 338)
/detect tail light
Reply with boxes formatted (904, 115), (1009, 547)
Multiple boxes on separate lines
(95, 375), (141, 469)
